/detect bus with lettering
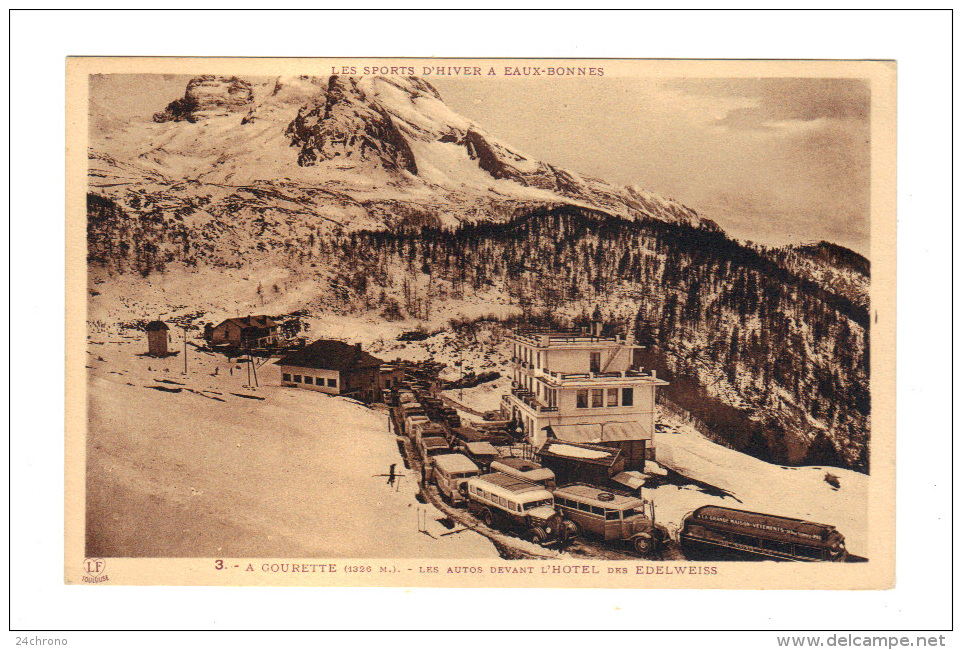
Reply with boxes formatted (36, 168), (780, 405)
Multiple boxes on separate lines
(680, 505), (847, 562)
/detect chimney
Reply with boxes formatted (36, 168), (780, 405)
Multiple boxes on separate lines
(651, 369), (657, 379)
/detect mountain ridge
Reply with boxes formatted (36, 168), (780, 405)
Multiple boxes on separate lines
(89, 74), (706, 232)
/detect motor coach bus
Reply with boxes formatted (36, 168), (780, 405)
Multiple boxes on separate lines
(464, 472), (564, 546)
(552, 484), (668, 555)
(680, 505), (847, 562)
(433, 454), (481, 505)
(490, 458), (556, 490)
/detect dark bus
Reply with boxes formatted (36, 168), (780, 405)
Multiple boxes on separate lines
(680, 505), (847, 562)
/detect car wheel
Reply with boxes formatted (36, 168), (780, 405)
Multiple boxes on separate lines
(530, 527), (548, 546)
(633, 533), (654, 555)
(481, 509), (495, 527)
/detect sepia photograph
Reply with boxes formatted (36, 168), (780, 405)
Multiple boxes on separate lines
(65, 56), (895, 589)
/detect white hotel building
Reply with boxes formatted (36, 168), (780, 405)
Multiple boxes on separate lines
(503, 327), (668, 470)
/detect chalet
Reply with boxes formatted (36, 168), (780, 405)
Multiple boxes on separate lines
(207, 315), (279, 349)
(145, 320), (169, 356)
(278, 340), (384, 403)
(537, 439), (625, 486)
(502, 324), (668, 470)
(379, 364), (406, 390)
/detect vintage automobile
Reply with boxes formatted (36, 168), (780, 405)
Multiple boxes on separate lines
(418, 436), (453, 482)
(455, 441), (500, 472)
(433, 453), (481, 505)
(490, 458), (556, 490)
(404, 414), (430, 437)
(464, 472), (564, 546)
(412, 420), (446, 447)
(553, 483), (669, 555)
(679, 505), (848, 562)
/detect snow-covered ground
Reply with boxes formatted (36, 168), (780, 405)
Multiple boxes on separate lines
(447, 379), (869, 559)
(85, 331), (498, 558)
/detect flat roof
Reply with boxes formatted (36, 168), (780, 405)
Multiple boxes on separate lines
(473, 472), (551, 495)
(462, 441), (499, 455)
(492, 458), (543, 472)
(434, 454), (480, 473)
(554, 483), (644, 508)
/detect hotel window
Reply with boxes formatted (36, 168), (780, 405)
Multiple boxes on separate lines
(537, 351), (542, 369)
(327, 378), (337, 388)
(293, 375), (302, 383)
(622, 387), (634, 406)
(283, 373), (292, 382)
(576, 389), (589, 408)
(304, 376), (314, 385)
(591, 389), (604, 408)
(607, 388), (619, 407)
(590, 352), (601, 373)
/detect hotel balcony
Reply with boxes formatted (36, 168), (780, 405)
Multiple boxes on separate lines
(508, 329), (631, 348)
(513, 366), (666, 386)
(505, 387), (559, 413)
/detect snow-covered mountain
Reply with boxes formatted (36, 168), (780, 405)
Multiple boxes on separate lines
(89, 74), (704, 231)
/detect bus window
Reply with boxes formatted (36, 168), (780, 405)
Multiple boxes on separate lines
(732, 533), (756, 546)
(605, 510), (621, 521)
(794, 545), (825, 560)
(761, 539), (792, 555)
(578, 502), (592, 512)
(590, 505), (604, 516)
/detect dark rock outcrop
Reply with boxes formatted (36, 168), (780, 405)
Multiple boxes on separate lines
(154, 76), (254, 123)
(285, 76), (417, 174)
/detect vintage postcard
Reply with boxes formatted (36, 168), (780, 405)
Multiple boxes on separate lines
(65, 57), (895, 588)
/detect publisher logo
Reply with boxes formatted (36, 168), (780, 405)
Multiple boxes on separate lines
(82, 558), (109, 583)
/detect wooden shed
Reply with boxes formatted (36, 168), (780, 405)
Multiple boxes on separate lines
(145, 320), (169, 357)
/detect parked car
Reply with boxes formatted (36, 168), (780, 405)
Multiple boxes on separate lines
(456, 441), (500, 472)
(413, 421), (446, 447)
(490, 458), (556, 490)
(433, 454), (481, 506)
(553, 483), (669, 555)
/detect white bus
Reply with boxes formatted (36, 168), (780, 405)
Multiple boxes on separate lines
(464, 472), (565, 546)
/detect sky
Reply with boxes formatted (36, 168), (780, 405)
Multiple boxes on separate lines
(432, 77), (871, 255)
(91, 73), (872, 255)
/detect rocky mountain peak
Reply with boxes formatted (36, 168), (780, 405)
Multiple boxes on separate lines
(153, 75), (254, 123)
(284, 75), (418, 173)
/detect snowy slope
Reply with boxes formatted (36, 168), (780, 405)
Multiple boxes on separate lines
(85, 332), (499, 558)
(88, 74), (704, 232)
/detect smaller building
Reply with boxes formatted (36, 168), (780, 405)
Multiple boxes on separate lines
(207, 315), (279, 349)
(145, 320), (169, 357)
(537, 439), (625, 486)
(380, 364), (406, 390)
(278, 340), (384, 402)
